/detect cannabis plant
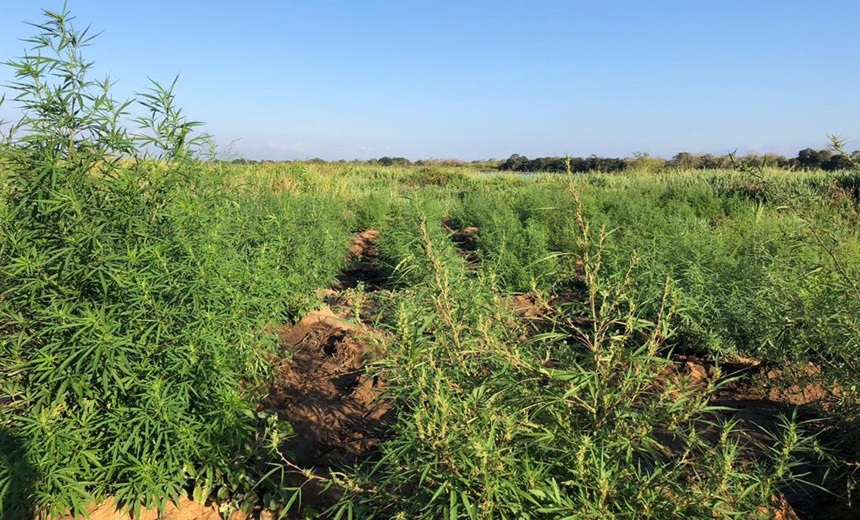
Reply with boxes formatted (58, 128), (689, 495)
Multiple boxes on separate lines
(0, 7), (333, 518)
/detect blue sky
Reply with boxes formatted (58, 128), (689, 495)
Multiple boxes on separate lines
(1, 1), (858, 160)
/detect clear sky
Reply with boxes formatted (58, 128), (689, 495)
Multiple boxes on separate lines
(1, 1), (858, 161)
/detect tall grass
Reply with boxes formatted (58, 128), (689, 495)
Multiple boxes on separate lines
(332, 188), (824, 519)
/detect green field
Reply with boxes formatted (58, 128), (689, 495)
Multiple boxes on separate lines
(1, 8), (859, 520)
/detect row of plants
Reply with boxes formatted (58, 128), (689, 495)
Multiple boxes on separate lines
(328, 192), (830, 518)
(437, 168), (860, 384)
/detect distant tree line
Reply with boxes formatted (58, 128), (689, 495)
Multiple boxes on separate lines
(497, 148), (859, 173)
(225, 156), (477, 167)
(498, 154), (627, 173)
(222, 148), (858, 172)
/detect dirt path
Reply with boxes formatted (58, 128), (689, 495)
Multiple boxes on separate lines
(269, 307), (391, 469)
(257, 229), (392, 514)
(333, 229), (386, 291)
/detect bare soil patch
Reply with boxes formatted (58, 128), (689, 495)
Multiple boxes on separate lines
(443, 220), (480, 263)
(335, 229), (386, 291)
(508, 294), (545, 319)
(662, 356), (857, 519)
(56, 497), (251, 520)
(269, 307), (391, 469)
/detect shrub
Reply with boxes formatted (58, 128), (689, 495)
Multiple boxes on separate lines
(0, 8), (347, 517)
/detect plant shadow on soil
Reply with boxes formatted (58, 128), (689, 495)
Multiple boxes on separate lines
(270, 309), (392, 470)
(333, 230), (387, 292)
(656, 355), (858, 520)
(444, 219), (480, 265)
(0, 426), (38, 520)
(263, 230), (394, 513)
(709, 362), (858, 520)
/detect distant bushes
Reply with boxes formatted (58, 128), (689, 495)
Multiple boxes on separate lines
(225, 149), (858, 176)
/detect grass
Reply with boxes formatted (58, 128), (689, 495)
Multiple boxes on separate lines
(1, 6), (858, 520)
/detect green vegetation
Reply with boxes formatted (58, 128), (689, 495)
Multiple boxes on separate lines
(1, 7), (858, 520)
(0, 8), (349, 519)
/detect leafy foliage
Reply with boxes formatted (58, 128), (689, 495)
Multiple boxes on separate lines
(334, 193), (826, 519)
(1, 7), (857, 520)
(0, 7), (348, 517)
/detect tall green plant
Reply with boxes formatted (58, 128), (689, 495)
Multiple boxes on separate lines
(0, 7), (339, 518)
